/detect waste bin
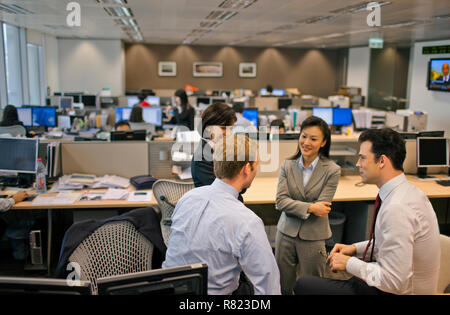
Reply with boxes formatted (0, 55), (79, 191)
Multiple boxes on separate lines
(325, 211), (347, 251)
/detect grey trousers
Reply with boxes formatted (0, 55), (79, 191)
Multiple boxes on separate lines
(275, 230), (327, 295)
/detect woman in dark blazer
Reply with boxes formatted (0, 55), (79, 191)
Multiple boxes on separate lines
(167, 89), (196, 130)
(275, 116), (341, 295)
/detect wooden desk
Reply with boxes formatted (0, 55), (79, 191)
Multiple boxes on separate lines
(244, 175), (450, 204)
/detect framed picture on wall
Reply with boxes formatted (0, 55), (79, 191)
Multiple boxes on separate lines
(239, 63), (257, 78)
(193, 62), (223, 77)
(158, 61), (177, 77)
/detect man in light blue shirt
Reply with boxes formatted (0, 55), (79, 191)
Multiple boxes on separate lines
(163, 135), (281, 295)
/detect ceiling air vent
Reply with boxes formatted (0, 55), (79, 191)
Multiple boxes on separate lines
(0, 3), (34, 15)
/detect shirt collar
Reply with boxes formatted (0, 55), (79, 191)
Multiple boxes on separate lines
(378, 173), (407, 202)
(299, 155), (320, 171)
(211, 178), (240, 199)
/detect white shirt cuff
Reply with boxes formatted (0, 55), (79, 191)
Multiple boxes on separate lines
(346, 256), (366, 279)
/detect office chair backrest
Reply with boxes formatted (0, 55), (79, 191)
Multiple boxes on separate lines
(438, 234), (450, 294)
(0, 125), (26, 137)
(152, 180), (195, 245)
(68, 221), (153, 295)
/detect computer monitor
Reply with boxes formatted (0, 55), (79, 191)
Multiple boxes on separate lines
(31, 106), (56, 127)
(260, 88), (268, 96)
(110, 130), (146, 141)
(145, 96), (160, 106)
(142, 107), (162, 126)
(416, 137), (449, 178)
(278, 98), (292, 110)
(159, 97), (172, 106)
(312, 107), (333, 125)
(82, 95), (97, 107)
(0, 277), (92, 295)
(63, 93), (82, 103)
(60, 96), (73, 110)
(17, 107), (32, 127)
(220, 90), (231, 97)
(58, 115), (71, 129)
(197, 97), (211, 106)
(272, 89), (286, 96)
(0, 138), (38, 174)
(127, 96), (140, 107)
(116, 107), (132, 122)
(242, 108), (259, 127)
(211, 98), (226, 104)
(97, 263), (208, 295)
(332, 108), (353, 126)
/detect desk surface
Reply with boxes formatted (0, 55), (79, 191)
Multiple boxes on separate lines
(7, 175), (450, 209)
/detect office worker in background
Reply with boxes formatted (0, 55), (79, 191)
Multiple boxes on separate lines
(191, 102), (236, 188)
(163, 135), (280, 295)
(138, 93), (151, 107)
(275, 116), (341, 295)
(1, 105), (24, 127)
(129, 105), (144, 123)
(166, 89), (195, 130)
(270, 119), (286, 134)
(232, 103), (254, 133)
(294, 128), (440, 295)
(114, 120), (131, 131)
(265, 85), (273, 96)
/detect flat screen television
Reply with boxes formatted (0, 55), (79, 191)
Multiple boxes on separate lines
(427, 58), (450, 92)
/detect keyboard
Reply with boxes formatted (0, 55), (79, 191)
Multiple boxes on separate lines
(24, 195), (37, 202)
(436, 180), (450, 187)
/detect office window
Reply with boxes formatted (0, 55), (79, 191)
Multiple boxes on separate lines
(27, 43), (42, 105)
(2, 23), (23, 106)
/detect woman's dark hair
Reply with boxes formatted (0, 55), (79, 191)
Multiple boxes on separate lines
(0, 105), (20, 127)
(201, 102), (236, 138)
(266, 85), (273, 93)
(270, 119), (285, 130)
(114, 120), (131, 130)
(289, 116), (331, 159)
(174, 89), (189, 110)
(129, 105), (143, 123)
(358, 128), (406, 171)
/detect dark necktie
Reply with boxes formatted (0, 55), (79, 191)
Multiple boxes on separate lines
(362, 194), (382, 262)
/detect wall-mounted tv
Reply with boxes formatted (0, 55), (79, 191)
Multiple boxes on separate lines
(427, 58), (450, 92)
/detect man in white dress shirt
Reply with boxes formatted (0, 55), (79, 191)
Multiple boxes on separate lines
(294, 128), (440, 295)
(0, 191), (28, 212)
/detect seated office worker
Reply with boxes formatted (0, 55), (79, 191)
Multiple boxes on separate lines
(275, 116), (341, 295)
(1, 105), (24, 127)
(114, 120), (131, 131)
(0, 191), (28, 212)
(166, 89), (196, 130)
(294, 128), (441, 295)
(163, 135), (281, 295)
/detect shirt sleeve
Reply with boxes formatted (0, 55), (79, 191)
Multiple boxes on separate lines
(0, 198), (15, 212)
(237, 217), (281, 295)
(346, 203), (415, 294)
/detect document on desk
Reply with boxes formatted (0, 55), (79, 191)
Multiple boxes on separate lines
(128, 191), (153, 202)
(32, 192), (82, 205)
(102, 188), (129, 200)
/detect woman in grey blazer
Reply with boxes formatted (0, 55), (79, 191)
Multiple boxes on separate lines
(275, 116), (341, 294)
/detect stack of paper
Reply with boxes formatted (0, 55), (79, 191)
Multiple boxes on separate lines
(49, 175), (130, 192)
(102, 189), (129, 200)
(91, 175), (129, 189)
(32, 192), (81, 205)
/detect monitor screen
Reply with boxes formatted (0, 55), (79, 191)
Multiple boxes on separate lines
(278, 98), (292, 109)
(127, 96), (140, 107)
(242, 108), (259, 127)
(312, 107), (333, 125)
(17, 108), (32, 127)
(82, 95), (97, 107)
(145, 96), (160, 106)
(197, 97), (211, 106)
(0, 277), (91, 295)
(427, 58), (450, 92)
(32, 107), (56, 127)
(97, 263), (208, 295)
(332, 108), (353, 125)
(260, 88), (267, 96)
(142, 107), (162, 126)
(272, 89), (286, 96)
(417, 137), (448, 167)
(116, 107), (132, 122)
(63, 93), (81, 103)
(0, 138), (38, 173)
(58, 115), (71, 129)
(60, 96), (73, 109)
(211, 98), (226, 104)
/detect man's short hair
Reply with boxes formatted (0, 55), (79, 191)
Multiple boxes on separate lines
(114, 120), (131, 130)
(358, 128), (406, 171)
(213, 134), (258, 180)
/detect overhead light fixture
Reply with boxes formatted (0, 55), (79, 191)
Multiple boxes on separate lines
(434, 13), (450, 20)
(219, 0), (258, 10)
(330, 1), (391, 15)
(382, 20), (418, 29)
(96, 0), (128, 5)
(0, 3), (34, 15)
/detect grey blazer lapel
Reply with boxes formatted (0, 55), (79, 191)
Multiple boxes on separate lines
(304, 157), (326, 192)
(289, 159), (306, 199)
